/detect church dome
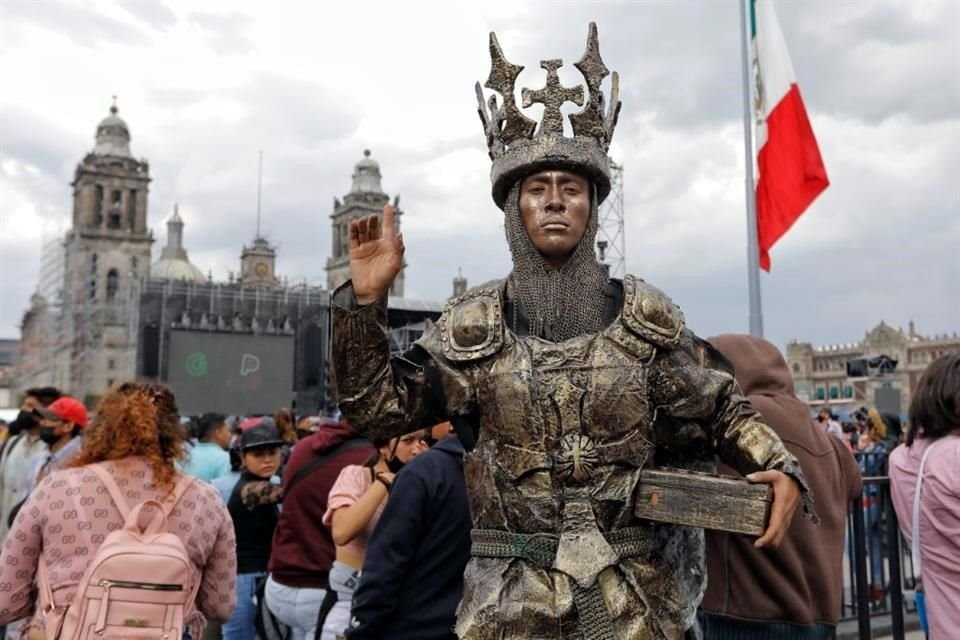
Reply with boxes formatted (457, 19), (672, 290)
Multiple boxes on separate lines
(150, 205), (207, 283)
(151, 257), (206, 282)
(355, 148), (380, 171)
(93, 102), (132, 158)
(349, 149), (385, 195)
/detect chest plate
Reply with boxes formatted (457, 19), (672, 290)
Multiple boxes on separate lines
(466, 323), (657, 536)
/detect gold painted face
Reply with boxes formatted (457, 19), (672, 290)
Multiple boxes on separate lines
(518, 170), (591, 269)
(255, 262), (269, 277)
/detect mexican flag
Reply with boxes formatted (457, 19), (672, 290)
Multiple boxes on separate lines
(751, 0), (829, 271)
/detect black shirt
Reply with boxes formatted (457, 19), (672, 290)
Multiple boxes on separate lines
(228, 471), (281, 574)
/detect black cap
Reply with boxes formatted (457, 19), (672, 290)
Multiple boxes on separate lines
(240, 424), (285, 451)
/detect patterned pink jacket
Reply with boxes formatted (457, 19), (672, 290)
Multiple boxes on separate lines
(0, 457), (237, 637)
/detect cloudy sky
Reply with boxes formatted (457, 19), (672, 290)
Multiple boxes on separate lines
(1, 0), (957, 351)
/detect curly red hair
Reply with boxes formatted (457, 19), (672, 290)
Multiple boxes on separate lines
(71, 382), (185, 489)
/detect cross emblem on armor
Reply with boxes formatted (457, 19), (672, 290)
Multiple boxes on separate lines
(522, 59), (585, 137)
(550, 379), (599, 484)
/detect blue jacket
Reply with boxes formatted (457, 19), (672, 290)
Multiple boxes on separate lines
(346, 437), (471, 640)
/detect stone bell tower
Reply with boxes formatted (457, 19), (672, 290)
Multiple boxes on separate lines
(61, 99), (154, 398)
(325, 150), (405, 296)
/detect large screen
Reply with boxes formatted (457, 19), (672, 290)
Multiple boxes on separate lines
(167, 331), (295, 415)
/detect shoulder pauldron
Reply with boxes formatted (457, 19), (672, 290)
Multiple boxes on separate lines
(621, 274), (685, 349)
(438, 281), (505, 362)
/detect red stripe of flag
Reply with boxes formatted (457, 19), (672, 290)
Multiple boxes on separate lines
(756, 84), (829, 271)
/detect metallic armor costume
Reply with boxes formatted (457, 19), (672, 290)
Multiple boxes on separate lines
(332, 24), (813, 640)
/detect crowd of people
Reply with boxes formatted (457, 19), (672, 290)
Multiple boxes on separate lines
(814, 397), (916, 604)
(815, 405), (904, 463)
(0, 386), (469, 640)
(0, 350), (955, 640)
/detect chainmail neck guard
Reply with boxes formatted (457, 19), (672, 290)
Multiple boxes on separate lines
(503, 181), (608, 342)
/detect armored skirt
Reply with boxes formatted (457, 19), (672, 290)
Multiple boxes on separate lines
(331, 275), (810, 640)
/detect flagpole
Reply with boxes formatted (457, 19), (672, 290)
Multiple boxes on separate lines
(739, 0), (764, 337)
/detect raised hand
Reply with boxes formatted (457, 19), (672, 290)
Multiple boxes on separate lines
(349, 204), (405, 304)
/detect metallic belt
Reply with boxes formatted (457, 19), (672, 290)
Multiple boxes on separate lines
(471, 527), (658, 640)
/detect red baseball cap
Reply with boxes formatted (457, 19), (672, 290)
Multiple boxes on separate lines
(238, 416), (265, 432)
(34, 397), (89, 429)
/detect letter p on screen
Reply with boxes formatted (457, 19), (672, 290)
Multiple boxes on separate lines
(240, 353), (261, 377)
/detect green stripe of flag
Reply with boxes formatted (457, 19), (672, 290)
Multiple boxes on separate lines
(749, 0), (757, 39)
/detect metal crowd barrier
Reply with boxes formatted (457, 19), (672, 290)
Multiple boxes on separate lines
(841, 451), (918, 640)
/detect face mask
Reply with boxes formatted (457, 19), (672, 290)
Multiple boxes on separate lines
(38, 426), (61, 446)
(386, 456), (406, 474)
(8, 410), (36, 436)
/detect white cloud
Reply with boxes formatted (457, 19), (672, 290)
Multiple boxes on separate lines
(1, 0), (957, 351)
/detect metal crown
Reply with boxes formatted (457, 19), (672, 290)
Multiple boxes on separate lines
(476, 22), (620, 156)
(476, 23), (622, 208)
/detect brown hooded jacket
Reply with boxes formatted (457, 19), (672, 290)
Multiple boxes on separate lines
(703, 334), (861, 627)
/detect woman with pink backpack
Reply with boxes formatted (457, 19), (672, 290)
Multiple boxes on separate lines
(0, 382), (237, 640)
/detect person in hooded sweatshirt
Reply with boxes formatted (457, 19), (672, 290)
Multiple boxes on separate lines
(700, 334), (862, 640)
(265, 420), (374, 640)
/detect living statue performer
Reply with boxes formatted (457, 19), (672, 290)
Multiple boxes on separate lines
(331, 23), (815, 640)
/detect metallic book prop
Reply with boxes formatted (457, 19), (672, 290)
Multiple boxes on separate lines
(635, 469), (772, 536)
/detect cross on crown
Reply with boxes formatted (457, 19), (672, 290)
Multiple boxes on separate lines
(522, 60), (584, 137)
(476, 22), (621, 160)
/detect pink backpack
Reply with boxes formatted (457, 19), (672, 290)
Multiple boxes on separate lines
(38, 464), (199, 640)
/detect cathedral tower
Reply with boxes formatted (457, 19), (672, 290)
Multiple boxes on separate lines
(325, 150), (405, 295)
(61, 100), (154, 398)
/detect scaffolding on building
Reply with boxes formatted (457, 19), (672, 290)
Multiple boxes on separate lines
(37, 236), (65, 311)
(388, 322), (426, 354)
(596, 159), (625, 279)
(37, 235), (67, 389)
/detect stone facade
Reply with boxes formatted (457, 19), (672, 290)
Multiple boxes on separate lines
(325, 150), (405, 295)
(15, 103), (154, 402)
(60, 104), (153, 399)
(786, 321), (960, 414)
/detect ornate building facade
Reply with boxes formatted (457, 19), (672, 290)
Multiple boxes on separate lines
(21, 102), (156, 400)
(15, 111), (435, 410)
(325, 150), (405, 295)
(786, 321), (960, 414)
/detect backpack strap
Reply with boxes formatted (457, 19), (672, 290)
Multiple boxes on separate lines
(163, 473), (195, 515)
(89, 464), (194, 519)
(37, 554), (57, 611)
(910, 434), (959, 580)
(0, 433), (24, 462)
(89, 464), (132, 519)
(283, 437), (370, 499)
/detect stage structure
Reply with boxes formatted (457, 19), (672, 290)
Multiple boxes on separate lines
(136, 279), (440, 415)
(596, 159), (625, 278)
